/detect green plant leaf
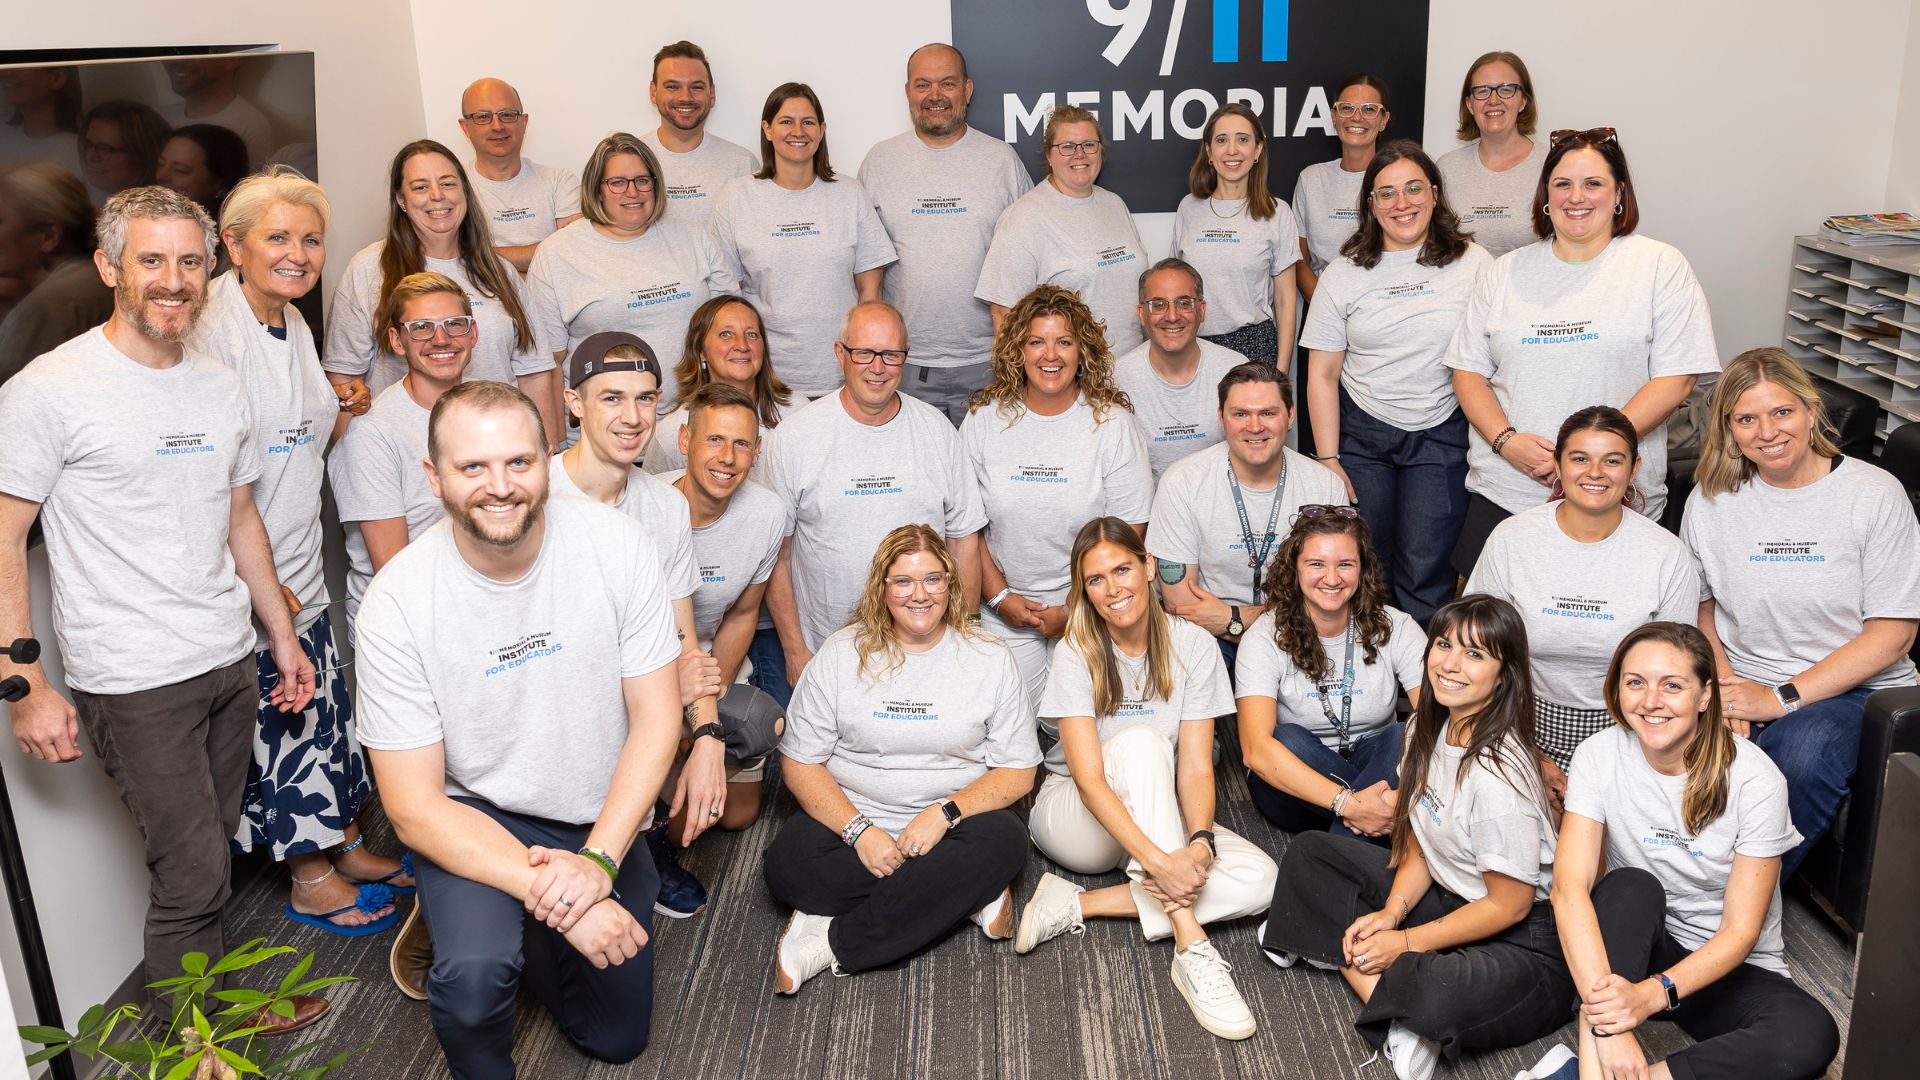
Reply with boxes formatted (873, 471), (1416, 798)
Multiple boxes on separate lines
(17, 1024), (72, 1044)
(275, 954), (314, 996)
(211, 990), (271, 1006)
(280, 975), (356, 996)
(102, 1040), (162, 1064)
(179, 952), (209, 977)
(77, 1003), (107, 1034)
(161, 1053), (202, 1080)
(23, 1047), (69, 1066)
(213, 1044), (263, 1074)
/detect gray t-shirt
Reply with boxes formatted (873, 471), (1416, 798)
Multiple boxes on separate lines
(1170, 194), (1302, 334)
(667, 471), (789, 650)
(161, 96), (274, 165)
(321, 240), (551, 394)
(1038, 614), (1235, 775)
(524, 217), (734, 408)
(1301, 244), (1493, 431)
(707, 176), (898, 397)
(327, 380), (444, 621)
(1291, 159), (1365, 274)
(353, 498), (681, 824)
(547, 454), (697, 602)
(1413, 720), (1557, 902)
(1468, 503), (1699, 724)
(764, 394), (988, 651)
(1234, 607), (1425, 747)
(1147, 443), (1349, 608)
(782, 624), (1041, 831)
(1445, 234), (1721, 519)
(961, 395), (1154, 601)
(0, 327), (259, 694)
(1436, 140), (1549, 259)
(975, 182), (1148, 355)
(1681, 458), (1920, 689)
(640, 130), (759, 232)
(641, 393), (808, 475)
(1566, 725), (1799, 976)
(858, 128), (1031, 369)
(468, 157), (581, 248)
(1113, 339), (1244, 478)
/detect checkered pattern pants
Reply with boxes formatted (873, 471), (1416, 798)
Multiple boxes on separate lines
(1534, 698), (1612, 769)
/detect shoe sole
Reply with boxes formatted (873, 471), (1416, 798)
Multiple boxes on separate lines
(1170, 956), (1256, 1041)
(654, 899), (708, 920)
(389, 904), (429, 1002)
(980, 886), (1014, 940)
(773, 911), (802, 995)
(1014, 873), (1070, 955)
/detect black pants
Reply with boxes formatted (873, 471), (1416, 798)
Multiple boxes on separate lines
(761, 809), (1027, 972)
(1261, 831), (1575, 1058)
(416, 797), (661, 1080)
(1591, 868), (1839, 1080)
(1449, 491), (1514, 582)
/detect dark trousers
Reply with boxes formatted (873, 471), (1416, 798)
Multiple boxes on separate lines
(1248, 722), (1403, 842)
(745, 625), (793, 710)
(416, 797), (661, 1080)
(1450, 491), (1514, 582)
(1262, 831), (1575, 1057)
(1339, 390), (1469, 626)
(761, 809), (1027, 972)
(1752, 687), (1871, 877)
(73, 657), (255, 994)
(1590, 868), (1838, 1080)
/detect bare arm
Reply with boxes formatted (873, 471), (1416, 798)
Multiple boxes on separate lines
(1619, 374), (1697, 439)
(1, 492), (79, 762)
(374, 741), (552, 896)
(946, 531), (982, 614)
(767, 536), (812, 679)
(1789, 619), (1918, 703)
(1160, 574), (1261, 639)
(1306, 348), (1356, 501)
(1173, 716), (1217, 837)
(1296, 238), (1320, 304)
(1696, 598), (1733, 679)
(782, 756), (864, 834)
(711, 579), (768, 684)
(228, 486), (311, 713)
(359, 517), (411, 576)
(1271, 266), (1299, 368)
(854, 267), (885, 304)
(1453, 368), (1555, 484)
(495, 244), (540, 274)
(1237, 695), (1348, 811)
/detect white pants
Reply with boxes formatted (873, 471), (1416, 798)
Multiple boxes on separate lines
(1028, 724), (1278, 941)
(980, 603), (1056, 712)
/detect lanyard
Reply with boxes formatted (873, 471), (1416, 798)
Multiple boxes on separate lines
(1316, 619), (1357, 753)
(1226, 459), (1287, 598)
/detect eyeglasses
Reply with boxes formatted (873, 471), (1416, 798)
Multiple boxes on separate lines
(1143, 296), (1201, 314)
(839, 343), (909, 366)
(1294, 504), (1360, 524)
(885, 572), (950, 596)
(1333, 102), (1387, 119)
(1468, 83), (1524, 101)
(1049, 140), (1101, 157)
(462, 109), (524, 126)
(399, 315), (476, 341)
(80, 138), (129, 157)
(1550, 126), (1619, 148)
(602, 175), (655, 193)
(1369, 179), (1431, 204)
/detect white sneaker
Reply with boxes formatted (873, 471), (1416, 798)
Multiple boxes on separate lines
(1386, 1020), (1440, 1080)
(772, 911), (836, 995)
(971, 885), (1014, 940)
(1170, 939), (1256, 1040)
(1013, 872), (1085, 955)
(1514, 1043), (1576, 1080)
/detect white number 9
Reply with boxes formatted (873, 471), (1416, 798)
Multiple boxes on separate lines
(1088, 0), (1153, 67)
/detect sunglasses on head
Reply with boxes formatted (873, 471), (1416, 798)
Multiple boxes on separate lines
(1549, 126), (1618, 149)
(1294, 504), (1360, 525)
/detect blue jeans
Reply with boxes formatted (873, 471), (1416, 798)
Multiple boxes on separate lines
(1248, 722), (1404, 841)
(1338, 389), (1468, 626)
(1754, 686), (1871, 877)
(745, 625), (792, 710)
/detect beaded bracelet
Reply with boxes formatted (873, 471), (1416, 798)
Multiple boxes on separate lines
(576, 846), (619, 881)
(840, 814), (873, 847)
(1490, 426), (1518, 455)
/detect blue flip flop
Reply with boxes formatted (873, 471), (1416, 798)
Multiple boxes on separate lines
(285, 882), (399, 937)
(367, 853), (416, 896)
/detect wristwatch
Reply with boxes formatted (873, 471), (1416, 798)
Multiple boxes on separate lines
(1774, 682), (1802, 714)
(1226, 606), (1245, 637)
(1654, 971), (1680, 1011)
(690, 722), (725, 745)
(939, 798), (963, 829)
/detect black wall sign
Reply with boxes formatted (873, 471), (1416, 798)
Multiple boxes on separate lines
(954, 0), (1432, 212)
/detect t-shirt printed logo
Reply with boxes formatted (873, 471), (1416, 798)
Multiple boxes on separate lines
(1385, 278), (1436, 301)
(156, 430), (216, 457)
(873, 698), (939, 721)
(664, 183), (707, 202)
(1010, 463), (1068, 485)
(1331, 208), (1360, 222)
(773, 220), (821, 239)
(627, 280), (693, 311)
(1115, 694), (1152, 718)
(1749, 539), (1826, 564)
(267, 420), (316, 456)
(699, 561), (726, 585)
(843, 473), (904, 496)
(1520, 319), (1598, 346)
(491, 204), (536, 224)
(1152, 421), (1205, 446)
(1191, 227), (1241, 245)
(912, 196), (969, 217)
(484, 632), (564, 676)
(1417, 790), (1444, 827)
(1641, 826), (1705, 857)
(1462, 203), (1510, 223)
(1096, 244), (1138, 268)
(1540, 594), (1615, 621)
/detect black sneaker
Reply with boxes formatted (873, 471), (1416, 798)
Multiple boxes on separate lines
(644, 817), (708, 919)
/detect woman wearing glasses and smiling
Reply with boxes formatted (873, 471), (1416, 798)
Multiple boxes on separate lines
(976, 104), (1150, 354)
(1292, 74), (1391, 305)
(1436, 52), (1547, 258)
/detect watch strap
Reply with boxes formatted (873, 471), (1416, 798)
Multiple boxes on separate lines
(690, 722), (725, 744)
(939, 798), (963, 827)
(1655, 971), (1680, 1011)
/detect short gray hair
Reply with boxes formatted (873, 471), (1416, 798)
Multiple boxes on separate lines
(1137, 257), (1204, 302)
(837, 300), (906, 347)
(97, 185), (216, 266)
(219, 164), (332, 245)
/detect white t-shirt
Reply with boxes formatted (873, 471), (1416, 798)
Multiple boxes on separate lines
(1566, 726), (1799, 976)
(858, 128), (1031, 369)
(1467, 503), (1700, 719)
(353, 498), (681, 825)
(0, 327), (258, 694)
(1170, 194), (1302, 334)
(327, 380), (444, 621)
(468, 157), (581, 248)
(1301, 244), (1493, 431)
(1147, 443), (1349, 609)
(1681, 458), (1920, 689)
(1445, 233), (1721, 519)
(1291, 159), (1365, 275)
(321, 240), (551, 394)
(1112, 339), (1245, 478)
(1436, 140), (1549, 258)
(974, 181), (1148, 355)
(782, 624), (1042, 831)
(640, 130), (759, 232)
(1412, 719), (1557, 902)
(961, 395), (1153, 602)
(1038, 615), (1234, 776)
(707, 175), (898, 396)
(547, 454), (697, 602)
(161, 96), (274, 164)
(668, 471), (790, 651)
(641, 393), (808, 475)
(1234, 607), (1425, 747)
(764, 394), (988, 651)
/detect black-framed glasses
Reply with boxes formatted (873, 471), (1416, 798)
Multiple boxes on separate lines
(80, 138), (130, 157)
(1369, 180), (1432, 205)
(1294, 504), (1360, 524)
(1550, 126), (1618, 148)
(1333, 101), (1386, 119)
(1468, 83), (1524, 101)
(885, 572), (950, 596)
(1049, 140), (1101, 157)
(400, 315), (476, 341)
(602, 175), (655, 193)
(462, 109), (524, 126)
(839, 343), (909, 366)
(1143, 296), (1201, 314)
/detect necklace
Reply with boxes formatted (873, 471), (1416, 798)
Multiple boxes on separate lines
(1208, 196), (1244, 221)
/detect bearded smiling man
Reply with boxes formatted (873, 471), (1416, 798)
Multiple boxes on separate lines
(640, 40), (758, 231)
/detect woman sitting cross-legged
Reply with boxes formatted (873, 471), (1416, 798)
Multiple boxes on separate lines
(763, 524), (1039, 994)
(1016, 517), (1278, 1041)
(1260, 594), (1574, 1080)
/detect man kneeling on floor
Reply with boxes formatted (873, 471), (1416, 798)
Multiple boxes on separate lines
(357, 380), (683, 1079)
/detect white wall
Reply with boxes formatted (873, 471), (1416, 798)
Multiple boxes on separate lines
(1889, 9), (1920, 212)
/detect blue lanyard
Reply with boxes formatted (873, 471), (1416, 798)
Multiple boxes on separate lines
(1226, 460), (1286, 598)
(1316, 619), (1357, 752)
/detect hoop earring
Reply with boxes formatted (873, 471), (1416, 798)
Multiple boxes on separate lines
(1614, 203), (1624, 216)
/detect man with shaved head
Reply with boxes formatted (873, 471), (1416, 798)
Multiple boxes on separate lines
(457, 77), (581, 272)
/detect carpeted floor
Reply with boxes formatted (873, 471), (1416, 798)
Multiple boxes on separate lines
(212, 761), (1855, 1080)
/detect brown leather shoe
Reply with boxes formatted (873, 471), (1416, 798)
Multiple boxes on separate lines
(249, 993), (329, 1037)
(390, 902), (431, 1001)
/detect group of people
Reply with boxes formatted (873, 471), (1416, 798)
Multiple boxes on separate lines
(0, 35), (1911, 1080)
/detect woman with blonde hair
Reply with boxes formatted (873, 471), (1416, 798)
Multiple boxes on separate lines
(643, 293), (806, 474)
(1017, 517), (1276, 1042)
(1679, 346), (1920, 877)
(963, 284), (1153, 706)
(763, 524), (1039, 994)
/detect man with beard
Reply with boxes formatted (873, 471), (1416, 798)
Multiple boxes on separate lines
(0, 185), (320, 1023)
(640, 41), (757, 231)
(857, 44), (1029, 424)
(457, 77), (581, 273)
(358, 379), (682, 1078)
(1114, 259), (1247, 478)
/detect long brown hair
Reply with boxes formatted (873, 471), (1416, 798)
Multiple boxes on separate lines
(1603, 622), (1736, 834)
(754, 83), (834, 182)
(969, 284), (1131, 423)
(849, 524), (984, 684)
(1187, 103), (1276, 221)
(1061, 517), (1175, 718)
(375, 140), (534, 352)
(671, 294), (794, 428)
(1259, 512), (1393, 684)
(1694, 347), (1841, 499)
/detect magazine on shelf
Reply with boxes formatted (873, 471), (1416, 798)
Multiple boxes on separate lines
(1821, 212), (1920, 246)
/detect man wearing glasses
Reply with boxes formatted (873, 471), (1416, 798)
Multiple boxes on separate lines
(640, 41), (758, 231)
(1114, 258), (1247, 478)
(457, 78), (582, 272)
(763, 301), (986, 685)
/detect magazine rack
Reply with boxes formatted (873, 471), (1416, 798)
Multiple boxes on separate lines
(1783, 235), (1920, 444)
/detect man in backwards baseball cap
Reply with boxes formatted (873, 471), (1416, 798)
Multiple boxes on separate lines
(566, 330), (663, 413)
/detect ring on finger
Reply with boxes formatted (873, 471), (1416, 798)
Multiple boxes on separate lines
(707, 807), (721, 817)
(559, 897), (574, 908)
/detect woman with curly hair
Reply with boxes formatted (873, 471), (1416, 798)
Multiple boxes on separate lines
(1235, 506), (1425, 838)
(763, 524), (1039, 994)
(643, 293), (807, 474)
(962, 283), (1154, 707)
